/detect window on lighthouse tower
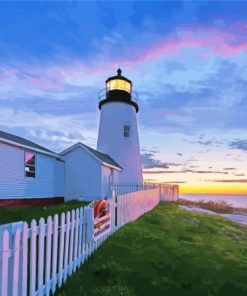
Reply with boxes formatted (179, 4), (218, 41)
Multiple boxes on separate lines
(124, 124), (130, 138)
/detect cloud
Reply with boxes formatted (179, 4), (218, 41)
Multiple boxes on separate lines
(162, 181), (186, 184)
(1, 25), (247, 142)
(186, 157), (199, 162)
(167, 162), (183, 167)
(206, 179), (247, 183)
(197, 140), (213, 146)
(223, 168), (236, 170)
(185, 170), (228, 174)
(138, 57), (247, 135)
(143, 170), (178, 174)
(143, 169), (228, 175)
(0, 62), (102, 103)
(229, 140), (247, 152)
(0, 107), (97, 152)
(104, 25), (247, 70)
(141, 153), (169, 169)
(185, 137), (225, 147)
(141, 152), (183, 169)
(141, 147), (160, 154)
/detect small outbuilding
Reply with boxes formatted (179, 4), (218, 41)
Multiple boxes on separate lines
(0, 131), (65, 206)
(60, 142), (122, 201)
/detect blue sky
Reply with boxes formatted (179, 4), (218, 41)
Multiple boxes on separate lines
(0, 1), (247, 193)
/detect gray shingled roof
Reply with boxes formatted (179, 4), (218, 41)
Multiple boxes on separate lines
(61, 142), (122, 170)
(81, 143), (122, 169)
(0, 130), (55, 154)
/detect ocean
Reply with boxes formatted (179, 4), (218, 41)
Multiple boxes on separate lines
(180, 193), (247, 208)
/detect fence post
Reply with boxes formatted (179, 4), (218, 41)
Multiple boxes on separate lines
(85, 207), (93, 244)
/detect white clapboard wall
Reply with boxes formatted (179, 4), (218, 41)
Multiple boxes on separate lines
(0, 184), (162, 296)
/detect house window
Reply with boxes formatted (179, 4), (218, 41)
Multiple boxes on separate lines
(124, 125), (130, 138)
(25, 151), (36, 178)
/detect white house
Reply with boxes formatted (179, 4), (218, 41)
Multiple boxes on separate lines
(0, 131), (123, 205)
(60, 142), (122, 201)
(0, 131), (65, 206)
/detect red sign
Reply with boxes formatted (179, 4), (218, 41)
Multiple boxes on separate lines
(87, 199), (111, 241)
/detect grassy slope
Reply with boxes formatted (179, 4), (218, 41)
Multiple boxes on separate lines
(56, 202), (247, 296)
(0, 200), (88, 225)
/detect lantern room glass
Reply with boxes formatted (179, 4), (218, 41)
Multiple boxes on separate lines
(106, 79), (131, 93)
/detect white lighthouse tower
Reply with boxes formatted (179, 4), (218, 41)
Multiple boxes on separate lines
(97, 69), (143, 184)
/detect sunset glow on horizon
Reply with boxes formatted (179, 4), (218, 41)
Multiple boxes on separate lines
(177, 183), (247, 195)
(143, 177), (247, 195)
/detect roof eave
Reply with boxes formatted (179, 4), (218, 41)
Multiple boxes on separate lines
(0, 137), (61, 159)
(102, 162), (123, 171)
(61, 143), (122, 171)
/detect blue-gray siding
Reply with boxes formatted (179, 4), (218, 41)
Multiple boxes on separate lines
(0, 142), (64, 199)
(62, 146), (102, 201)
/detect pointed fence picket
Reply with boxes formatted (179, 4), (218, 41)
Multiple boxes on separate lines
(21, 223), (28, 296)
(58, 213), (65, 288)
(0, 182), (171, 296)
(63, 211), (70, 283)
(73, 209), (79, 272)
(81, 210), (87, 264)
(37, 218), (45, 296)
(77, 208), (83, 266)
(45, 216), (52, 296)
(68, 210), (75, 276)
(30, 220), (37, 296)
(52, 215), (58, 293)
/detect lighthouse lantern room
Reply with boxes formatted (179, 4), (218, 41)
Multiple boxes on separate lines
(97, 69), (143, 184)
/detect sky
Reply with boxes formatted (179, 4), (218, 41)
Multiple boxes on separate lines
(0, 1), (247, 194)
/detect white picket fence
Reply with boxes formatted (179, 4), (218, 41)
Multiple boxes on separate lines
(0, 186), (160, 296)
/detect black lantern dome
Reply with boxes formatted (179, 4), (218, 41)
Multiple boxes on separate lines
(98, 69), (139, 112)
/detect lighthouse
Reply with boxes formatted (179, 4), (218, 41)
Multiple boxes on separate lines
(97, 69), (143, 184)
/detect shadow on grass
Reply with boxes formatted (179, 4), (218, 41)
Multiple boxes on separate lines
(0, 200), (89, 225)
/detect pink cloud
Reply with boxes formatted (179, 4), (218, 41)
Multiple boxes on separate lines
(0, 64), (66, 92)
(213, 42), (247, 56)
(25, 67), (65, 91)
(1, 23), (246, 92)
(152, 110), (180, 117)
(89, 24), (247, 73)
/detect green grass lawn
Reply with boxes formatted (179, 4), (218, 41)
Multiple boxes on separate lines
(56, 202), (247, 296)
(0, 200), (88, 225)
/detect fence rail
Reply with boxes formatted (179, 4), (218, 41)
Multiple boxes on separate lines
(0, 183), (166, 296)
